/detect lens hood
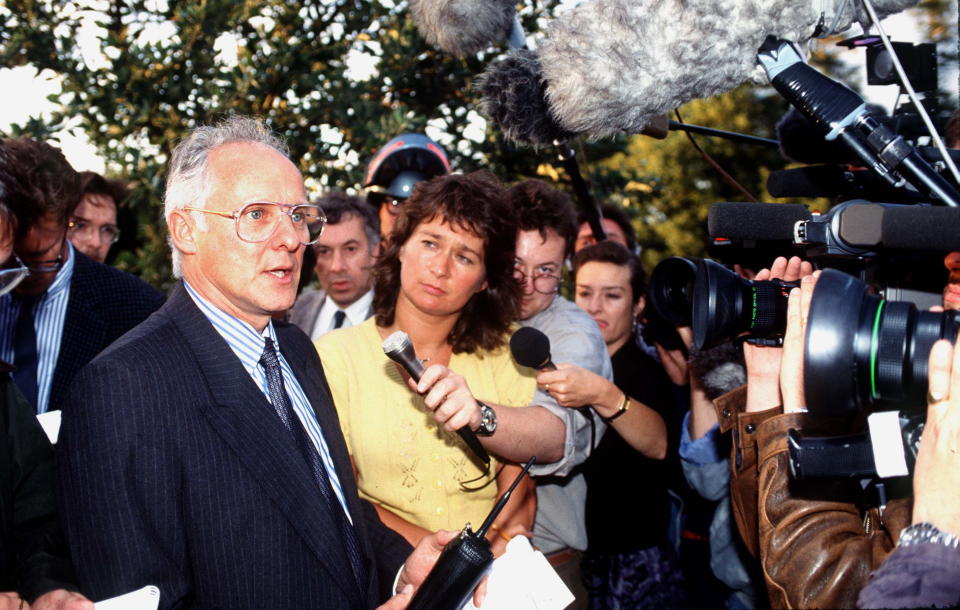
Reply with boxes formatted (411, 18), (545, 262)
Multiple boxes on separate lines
(649, 257), (698, 326)
(693, 259), (749, 350)
(804, 269), (871, 418)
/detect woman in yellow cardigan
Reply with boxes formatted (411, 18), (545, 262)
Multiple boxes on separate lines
(315, 171), (547, 555)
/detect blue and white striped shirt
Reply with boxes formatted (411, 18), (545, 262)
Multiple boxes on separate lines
(0, 242), (76, 414)
(183, 281), (353, 522)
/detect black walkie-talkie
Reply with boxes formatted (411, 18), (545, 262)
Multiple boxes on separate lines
(407, 456), (536, 610)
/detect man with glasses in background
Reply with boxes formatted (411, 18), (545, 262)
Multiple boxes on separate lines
(0, 138), (163, 415)
(508, 179), (614, 609)
(57, 116), (464, 609)
(67, 171), (125, 264)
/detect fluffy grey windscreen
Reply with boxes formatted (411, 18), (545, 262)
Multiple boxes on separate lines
(534, 0), (919, 140)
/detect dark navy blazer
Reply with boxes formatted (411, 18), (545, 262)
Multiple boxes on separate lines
(57, 283), (410, 609)
(48, 250), (164, 413)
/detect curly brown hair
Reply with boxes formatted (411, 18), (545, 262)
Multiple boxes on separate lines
(373, 171), (519, 354)
(507, 179), (578, 258)
(0, 138), (81, 240)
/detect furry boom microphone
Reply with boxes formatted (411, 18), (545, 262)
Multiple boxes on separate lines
(408, 0), (517, 57)
(476, 0), (918, 146)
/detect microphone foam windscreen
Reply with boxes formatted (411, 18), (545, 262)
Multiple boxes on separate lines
(881, 206), (960, 251)
(708, 202), (812, 241)
(409, 0), (516, 57)
(510, 327), (551, 369)
(476, 49), (573, 147)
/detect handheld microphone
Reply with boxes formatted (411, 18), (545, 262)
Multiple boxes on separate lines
(509, 326), (556, 371)
(510, 326), (597, 447)
(382, 331), (490, 465)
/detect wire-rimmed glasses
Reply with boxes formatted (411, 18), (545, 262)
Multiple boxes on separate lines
(0, 254), (30, 296)
(513, 267), (562, 295)
(183, 202), (326, 246)
(68, 218), (120, 245)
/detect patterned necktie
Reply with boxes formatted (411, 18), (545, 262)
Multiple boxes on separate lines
(258, 338), (368, 590)
(333, 310), (347, 329)
(12, 294), (39, 410)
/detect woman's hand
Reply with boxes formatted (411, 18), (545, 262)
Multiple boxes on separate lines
(414, 364), (482, 433)
(535, 363), (620, 414)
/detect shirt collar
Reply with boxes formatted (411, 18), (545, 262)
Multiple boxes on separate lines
(183, 280), (278, 374)
(43, 240), (75, 300)
(340, 288), (374, 324)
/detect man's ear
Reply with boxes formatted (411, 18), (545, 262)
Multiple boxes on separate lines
(169, 210), (199, 256)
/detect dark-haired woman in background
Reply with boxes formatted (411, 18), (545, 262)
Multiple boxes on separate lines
(537, 241), (686, 609)
(315, 172), (564, 554)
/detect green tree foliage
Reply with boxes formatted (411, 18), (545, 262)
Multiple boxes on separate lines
(0, 0), (568, 288)
(595, 85), (798, 271)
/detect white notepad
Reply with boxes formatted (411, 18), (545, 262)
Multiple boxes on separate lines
(95, 585), (160, 610)
(462, 536), (574, 610)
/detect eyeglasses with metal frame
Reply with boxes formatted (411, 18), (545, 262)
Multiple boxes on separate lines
(182, 202), (326, 246)
(68, 218), (121, 245)
(513, 267), (562, 295)
(0, 254), (30, 295)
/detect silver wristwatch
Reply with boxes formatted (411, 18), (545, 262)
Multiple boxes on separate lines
(476, 403), (497, 436)
(898, 522), (960, 549)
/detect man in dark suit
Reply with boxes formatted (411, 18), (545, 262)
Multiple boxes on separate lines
(0, 138), (164, 415)
(57, 116), (458, 609)
(0, 195), (92, 610)
(289, 191), (379, 339)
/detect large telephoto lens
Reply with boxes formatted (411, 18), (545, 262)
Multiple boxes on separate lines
(804, 269), (960, 417)
(648, 257), (698, 326)
(692, 259), (796, 350)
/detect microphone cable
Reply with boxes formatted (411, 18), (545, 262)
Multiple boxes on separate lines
(673, 109), (761, 203)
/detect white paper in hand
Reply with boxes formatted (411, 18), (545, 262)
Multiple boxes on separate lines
(35, 410), (61, 444)
(461, 536), (574, 610)
(95, 585), (160, 610)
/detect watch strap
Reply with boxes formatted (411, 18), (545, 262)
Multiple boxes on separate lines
(898, 522), (960, 549)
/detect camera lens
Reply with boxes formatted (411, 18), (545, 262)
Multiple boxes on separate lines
(648, 257), (698, 326)
(804, 269), (960, 417)
(692, 259), (796, 350)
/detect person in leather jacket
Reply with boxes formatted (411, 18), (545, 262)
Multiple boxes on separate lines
(716, 259), (911, 609)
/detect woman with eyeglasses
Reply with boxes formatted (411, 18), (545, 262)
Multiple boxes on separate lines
(537, 241), (686, 609)
(315, 172), (557, 555)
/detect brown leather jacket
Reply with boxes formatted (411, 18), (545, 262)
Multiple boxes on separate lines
(714, 385), (775, 558)
(715, 386), (911, 609)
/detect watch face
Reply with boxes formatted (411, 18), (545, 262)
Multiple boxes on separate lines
(479, 405), (497, 435)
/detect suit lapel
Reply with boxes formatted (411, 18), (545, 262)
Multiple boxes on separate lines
(51, 252), (107, 410)
(168, 285), (364, 606)
(279, 332), (381, 587)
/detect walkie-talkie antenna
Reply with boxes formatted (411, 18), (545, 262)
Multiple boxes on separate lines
(476, 456), (536, 538)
